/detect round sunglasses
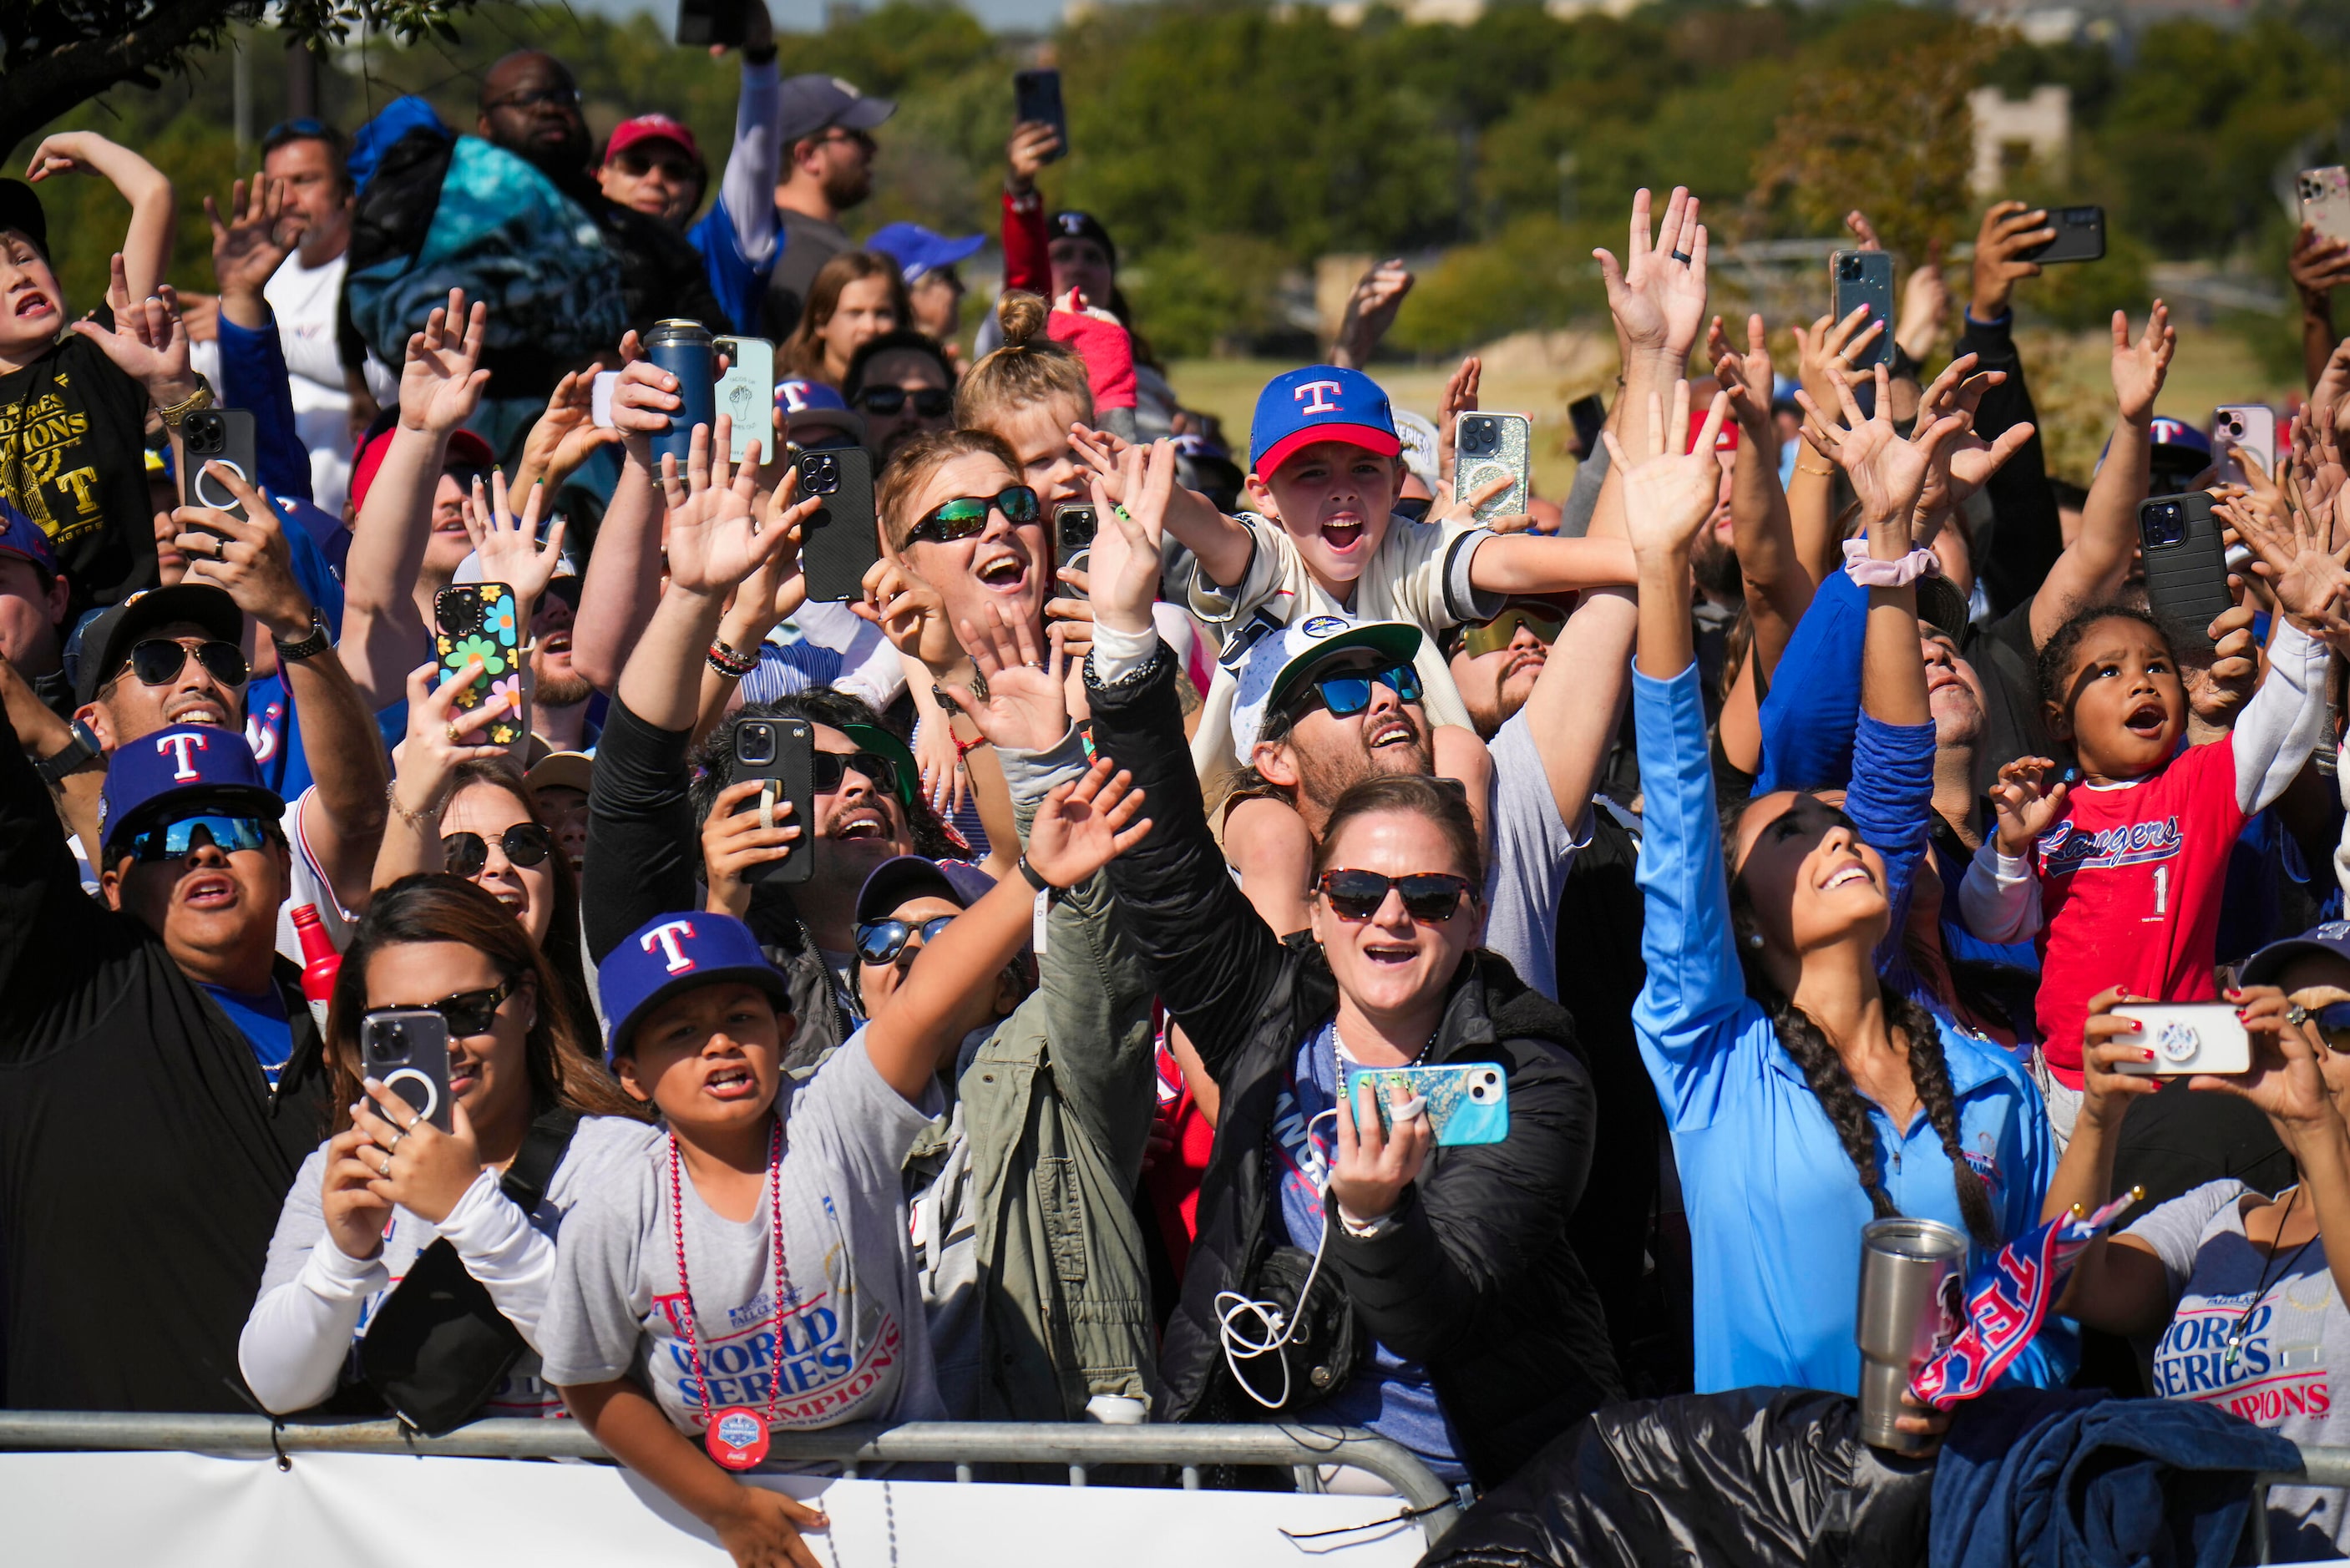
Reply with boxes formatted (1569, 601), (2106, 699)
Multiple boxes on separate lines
(1315, 867), (1478, 923)
(442, 822), (556, 878)
(905, 486), (1041, 545)
(856, 386), (954, 418)
(853, 913), (955, 966)
(365, 977), (516, 1039)
(123, 638), (249, 689)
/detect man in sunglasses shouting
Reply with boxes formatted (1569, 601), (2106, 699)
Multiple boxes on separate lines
(0, 715), (332, 1411)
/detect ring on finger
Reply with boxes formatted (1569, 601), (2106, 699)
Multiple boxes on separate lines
(377, 1151), (394, 1178)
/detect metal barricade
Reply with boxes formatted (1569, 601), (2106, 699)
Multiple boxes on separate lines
(0, 1413), (1460, 1546)
(2252, 1444), (2350, 1563)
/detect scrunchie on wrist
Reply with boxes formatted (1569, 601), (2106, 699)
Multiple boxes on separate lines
(1841, 537), (1942, 588)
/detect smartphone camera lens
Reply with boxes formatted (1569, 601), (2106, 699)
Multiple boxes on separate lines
(1463, 417), (1494, 454)
(443, 594), (484, 635)
(1838, 255), (1861, 281)
(185, 411), (223, 453)
(737, 721), (776, 767)
(2144, 502), (2187, 549)
(802, 453), (841, 496)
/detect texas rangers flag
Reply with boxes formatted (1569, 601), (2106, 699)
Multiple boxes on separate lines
(1909, 1191), (2140, 1409)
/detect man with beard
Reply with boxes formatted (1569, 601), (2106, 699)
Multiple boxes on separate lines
(762, 73), (894, 338)
(528, 574), (595, 754)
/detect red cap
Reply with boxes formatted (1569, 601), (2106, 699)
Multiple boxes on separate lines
(349, 424), (497, 515)
(1689, 406), (1740, 453)
(605, 114), (703, 169)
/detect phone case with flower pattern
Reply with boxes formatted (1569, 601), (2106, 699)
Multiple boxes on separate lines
(433, 583), (524, 746)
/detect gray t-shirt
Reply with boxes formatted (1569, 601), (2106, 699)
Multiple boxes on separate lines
(1482, 708), (1588, 1001)
(2128, 1179), (2348, 1557)
(537, 1037), (945, 1443)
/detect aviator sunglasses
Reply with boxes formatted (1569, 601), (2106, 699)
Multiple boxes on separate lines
(123, 638), (249, 689)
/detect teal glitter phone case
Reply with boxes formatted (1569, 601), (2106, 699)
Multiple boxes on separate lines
(1341, 1061), (1510, 1147)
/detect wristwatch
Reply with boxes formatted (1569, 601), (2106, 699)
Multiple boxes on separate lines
(155, 377), (215, 429)
(33, 719), (104, 787)
(272, 608), (332, 663)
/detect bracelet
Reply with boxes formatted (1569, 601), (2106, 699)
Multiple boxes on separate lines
(272, 608), (332, 663)
(386, 779), (446, 832)
(155, 377), (215, 428)
(1841, 538), (1943, 588)
(1796, 461), (1836, 478)
(706, 638), (759, 679)
(1016, 856), (1053, 893)
(954, 730), (989, 760)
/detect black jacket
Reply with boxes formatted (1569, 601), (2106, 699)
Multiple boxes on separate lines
(0, 714), (330, 1410)
(1086, 649), (1623, 1487)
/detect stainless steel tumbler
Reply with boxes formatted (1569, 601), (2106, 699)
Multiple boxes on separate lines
(1855, 1216), (1967, 1452)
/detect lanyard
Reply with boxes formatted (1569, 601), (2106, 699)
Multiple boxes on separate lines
(668, 1119), (792, 1469)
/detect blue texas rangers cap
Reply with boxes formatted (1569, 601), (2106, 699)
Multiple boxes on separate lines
(1250, 366), (1401, 479)
(2146, 417), (2212, 458)
(865, 221), (985, 286)
(98, 724), (283, 855)
(601, 911), (793, 1061)
(2241, 919), (2350, 987)
(0, 498), (58, 579)
(774, 377), (865, 443)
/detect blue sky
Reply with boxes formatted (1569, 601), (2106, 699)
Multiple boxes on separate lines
(569, 0), (1076, 35)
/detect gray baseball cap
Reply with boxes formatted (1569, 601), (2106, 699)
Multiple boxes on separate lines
(777, 74), (895, 145)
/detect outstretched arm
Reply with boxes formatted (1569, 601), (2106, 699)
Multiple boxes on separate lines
(2031, 304), (2174, 645)
(26, 133), (175, 305)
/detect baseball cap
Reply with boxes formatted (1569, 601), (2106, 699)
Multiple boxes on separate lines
(1689, 405), (1740, 453)
(1250, 366), (1402, 479)
(1051, 210), (1117, 266)
(775, 378), (866, 444)
(349, 415), (496, 514)
(2241, 920), (2350, 987)
(777, 74), (895, 145)
(838, 721), (921, 809)
(1228, 612), (1424, 765)
(98, 725), (283, 855)
(524, 750), (595, 798)
(855, 854), (995, 925)
(2146, 417), (2214, 459)
(1391, 411), (1440, 488)
(73, 583), (246, 707)
(0, 498), (59, 579)
(0, 179), (48, 255)
(866, 222), (985, 286)
(601, 911), (793, 1061)
(604, 114), (703, 169)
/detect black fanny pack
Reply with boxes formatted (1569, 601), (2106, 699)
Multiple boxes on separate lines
(359, 1105), (580, 1435)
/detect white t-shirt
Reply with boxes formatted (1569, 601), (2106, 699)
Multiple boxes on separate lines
(240, 1114), (661, 1417)
(1482, 709), (1589, 1001)
(188, 249), (354, 513)
(2128, 1179), (2350, 1557)
(536, 1036), (945, 1445)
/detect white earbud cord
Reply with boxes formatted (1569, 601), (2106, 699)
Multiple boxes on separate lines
(1215, 1106), (1340, 1412)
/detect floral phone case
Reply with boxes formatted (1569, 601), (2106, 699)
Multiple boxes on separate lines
(433, 583), (523, 746)
(1341, 1061), (1510, 1146)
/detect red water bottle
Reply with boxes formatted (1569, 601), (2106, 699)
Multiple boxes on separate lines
(292, 903), (340, 1034)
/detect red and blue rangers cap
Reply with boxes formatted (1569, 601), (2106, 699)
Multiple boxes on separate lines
(601, 911), (793, 1061)
(98, 724), (282, 854)
(1250, 366), (1401, 479)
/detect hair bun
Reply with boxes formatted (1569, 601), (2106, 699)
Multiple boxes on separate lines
(996, 290), (1049, 348)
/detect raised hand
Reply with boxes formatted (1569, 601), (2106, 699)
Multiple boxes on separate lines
(1792, 302), (1886, 420)
(701, 778), (800, 918)
(1989, 756), (2069, 857)
(1595, 186), (1708, 362)
(2292, 225), (2350, 311)
(398, 289), (490, 435)
(1006, 120), (1063, 195)
(1434, 354), (1481, 484)
(1897, 243), (1951, 363)
(462, 469), (569, 622)
(1606, 380), (1730, 566)
(173, 463), (312, 640)
(856, 555), (960, 670)
(1799, 362), (1969, 550)
(1708, 311), (1775, 438)
(720, 468), (814, 647)
(1971, 200), (2056, 323)
(1333, 258), (1414, 367)
(517, 371), (622, 493)
(936, 599), (1069, 753)
(659, 419), (788, 598)
(2185, 603), (2263, 726)
(206, 175), (297, 310)
(1024, 756), (1151, 889)
(394, 657), (519, 819)
(69, 253), (193, 398)
(2224, 467), (2350, 633)
(1915, 353), (2031, 510)
(1086, 437), (1176, 635)
(2109, 301), (2175, 425)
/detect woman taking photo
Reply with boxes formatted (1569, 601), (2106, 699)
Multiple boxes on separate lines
(1626, 369), (2059, 1401)
(1074, 440), (1619, 1490)
(777, 250), (909, 387)
(239, 875), (649, 1418)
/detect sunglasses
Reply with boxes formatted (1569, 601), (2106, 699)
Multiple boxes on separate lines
(442, 822), (556, 878)
(1459, 604), (1569, 660)
(1287, 662), (1423, 724)
(367, 977), (516, 1039)
(811, 750), (903, 797)
(124, 638), (249, 689)
(905, 486), (1041, 545)
(615, 149), (698, 181)
(2297, 999), (2350, 1053)
(856, 386), (955, 418)
(122, 812), (275, 862)
(853, 913), (955, 966)
(1315, 868), (1478, 923)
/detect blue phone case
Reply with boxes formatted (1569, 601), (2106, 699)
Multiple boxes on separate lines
(1341, 1062), (1510, 1147)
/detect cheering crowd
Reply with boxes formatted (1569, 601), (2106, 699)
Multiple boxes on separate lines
(13, 16), (2350, 1565)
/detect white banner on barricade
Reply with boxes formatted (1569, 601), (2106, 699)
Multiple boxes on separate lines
(0, 1450), (1429, 1565)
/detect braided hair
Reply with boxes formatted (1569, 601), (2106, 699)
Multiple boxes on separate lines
(1725, 797), (2001, 1250)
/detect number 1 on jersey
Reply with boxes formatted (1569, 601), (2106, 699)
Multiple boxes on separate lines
(2146, 864), (2169, 921)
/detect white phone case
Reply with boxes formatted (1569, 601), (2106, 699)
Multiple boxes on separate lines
(2111, 1003), (2252, 1077)
(2302, 166), (2350, 247)
(590, 370), (620, 431)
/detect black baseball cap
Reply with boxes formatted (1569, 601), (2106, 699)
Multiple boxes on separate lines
(0, 180), (48, 256)
(72, 584), (246, 707)
(777, 74), (895, 145)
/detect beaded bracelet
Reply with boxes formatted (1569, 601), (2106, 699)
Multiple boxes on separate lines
(706, 639), (759, 679)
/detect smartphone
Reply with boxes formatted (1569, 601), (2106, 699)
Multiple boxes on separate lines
(1830, 250), (1896, 372)
(796, 447), (881, 602)
(2300, 167), (2350, 247)
(1055, 502), (1097, 593)
(676, 0), (747, 48)
(732, 716), (815, 886)
(1567, 393), (1608, 462)
(590, 370), (620, 431)
(2137, 492), (2234, 649)
(2016, 205), (2106, 265)
(362, 1009), (455, 1131)
(715, 336), (775, 465)
(180, 407), (260, 522)
(433, 582), (524, 746)
(1014, 69), (1066, 162)
(1341, 1061), (1509, 1147)
(1454, 412), (1532, 525)
(2111, 1002), (2252, 1077)
(2212, 405), (2277, 488)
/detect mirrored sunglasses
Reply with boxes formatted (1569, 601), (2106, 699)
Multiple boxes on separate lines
(1458, 604), (1569, 660)
(905, 486), (1041, 545)
(124, 813), (274, 862)
(853, 913), (955, 966)
(1290, 662), (1422, 723)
